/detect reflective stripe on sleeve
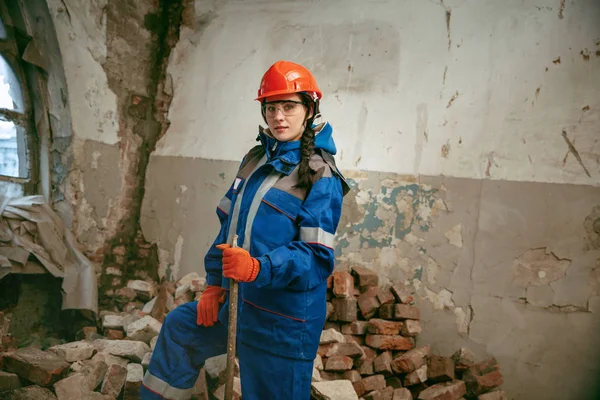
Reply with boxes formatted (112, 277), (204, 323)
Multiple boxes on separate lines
(299, 227), (335, 249)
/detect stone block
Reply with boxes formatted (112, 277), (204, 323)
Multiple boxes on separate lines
(50, 341), (95, 363)
(351, 266), (379, 287)
(417, 380), (467, 400)
(341, 321), (369, 335)
(331, 298), (358, 322)
(366, 335), (415, 351)
(353, 374), (387, 397)
(373, 351), (393, 376)
(125, 316), (162, 344)
(0, 370), (21, 392)
(427, 356), (454, 383)
(311, 380), (359, 400)
(325, 355), (354, 371)
(92, 340), (150, 363)
(394, 305), (420, 320)
(333, 271), (354, 298)
(100, 364), (128, 398)
(368, 319), (403, 335)
(2, 347), (69, 387)
(358, 287), (381, 319)
(320, 328), (346, 345)
(401, 320), (422, 337)
(391, 346), (431, 374)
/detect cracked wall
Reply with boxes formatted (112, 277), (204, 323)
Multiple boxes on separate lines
(141, 1), (600, 399)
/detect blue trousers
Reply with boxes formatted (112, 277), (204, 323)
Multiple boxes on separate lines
(141, 301), (313, 400)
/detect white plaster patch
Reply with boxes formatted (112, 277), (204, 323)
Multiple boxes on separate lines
(445, 224), (463, 248)
(354, 190), (371, 206)
(427, 257), (441, 285)
(91, 151), (101, 169)
(453, 306), (471, 334)
(425, 288), (455, 310)
(172, 235), (184, 280)
(158, 248), (170, 279)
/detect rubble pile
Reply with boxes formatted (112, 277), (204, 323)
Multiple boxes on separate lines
(311, 267), (506, 400)
(0, 267), (508, 400)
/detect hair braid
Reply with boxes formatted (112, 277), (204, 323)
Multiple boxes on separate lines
(296, 93), (319, 191)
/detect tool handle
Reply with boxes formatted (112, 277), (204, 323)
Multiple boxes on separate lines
(224, 235), (239, 400)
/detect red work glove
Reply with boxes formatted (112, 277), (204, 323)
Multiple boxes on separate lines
(216, 244), (260, 282)
(196, 285), (225, 327)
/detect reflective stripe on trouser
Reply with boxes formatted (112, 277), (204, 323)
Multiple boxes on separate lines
(141, 302), (227, 399)
(141, 301), (314, 400)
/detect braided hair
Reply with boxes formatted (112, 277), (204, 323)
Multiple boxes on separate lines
(296, 92), (320, 191)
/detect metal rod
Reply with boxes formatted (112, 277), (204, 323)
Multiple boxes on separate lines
(224, 234), (239, 400)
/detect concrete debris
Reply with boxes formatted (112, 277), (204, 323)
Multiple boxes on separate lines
(124, 315), (162, 343)
(100, 364), (127, 398)
(49, 341), (95, 363)
(92, 340), (150, 363)
(1, 347), (70, 386)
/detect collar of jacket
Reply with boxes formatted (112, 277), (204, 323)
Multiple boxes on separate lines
(256, 126), (302, 176)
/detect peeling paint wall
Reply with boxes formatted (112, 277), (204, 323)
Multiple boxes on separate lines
(139, 1), (600, 399)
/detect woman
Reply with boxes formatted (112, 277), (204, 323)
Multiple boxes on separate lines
(142, 60), (349, 399)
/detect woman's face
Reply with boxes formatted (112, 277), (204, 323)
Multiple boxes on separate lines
(263, 93), (312, 142)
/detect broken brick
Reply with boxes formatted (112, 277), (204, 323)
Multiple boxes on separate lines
(326, 302), (334, 320)
(378, 304), (395, 320)
(462, 358), (503, 397)
(101, 364), (127, 398)
(344, 335), (365, 346)
(123, 363), (143, 399)
(341, 321), (369, 335)
(417, 380), (466, 400)
(333, 271), (354, 298)
(451, 348), (475, 372)
(324, 355), (354, 371)
(342, 369), (362, 382)
(320, 328), (345, 345)
(0, 386), (57, 400)
(49, 341), (95, 363)
(364, 386), (394, 400)
(0, 370), (20, 392)
(373, 351), (393, 376)
(394, 304), (420, 320)
(477, 390), (508, 400)
(366, 335), (415, 351)
(368, 319), (403, 335)
(391, 346), (431, 374)
(324, 342), (364, 358)
(391, 282), (414, 304)
(331, 298), (358, 322)
(356, 346), (378, 375)
(2, 347), (69, 387)
(404, 365), (428, 386)
(311, 380), (359, 400)
(324, 321), (340, 331)
(401, 320), (422, 337)
(386, 376), (403, 389)
(358, 287), (381, 319)
(427, 355), (454, 383)
(106, 329), (125, 340)
(352, 266), (379, 287)
(353, 374), (387, 397)
(377, 288), (396, 306)
(393, 388), (414, 400)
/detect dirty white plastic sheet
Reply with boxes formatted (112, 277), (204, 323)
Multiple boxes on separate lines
(0, 195), (98, 314)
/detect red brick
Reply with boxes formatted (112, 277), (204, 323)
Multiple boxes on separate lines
(333, 271), (354, 299)
(401, 320), (422, 337)
(451, 348), (474, 372)
(344, 335), (365, 346)
(373, 351), (393, 376)
(463, 358), (503, 397)
(378, 288), (396, 306)
(352, 266), (379, 287)
(342, 321), (369, 335)
(391, 346), (431, 374)
(106, 330), (124, 340)
(324, 355), (354, 372)
(327, 275), (333, 289)
(368, 319), (403, 335)
(477, 390), (508, 400)
(319, 371), (344, 381)
(364, 386), (394, 400)
(323, 342), (364, 358)
(366, 335), (415, 351)
(2, 347), (69, 387)
(378, 304), (395, 319)
(391, 282), (414, 304)
(358, 287), (381, 319)
(355, 346), (378, 375)
(404, 365), (428, 386)
(342, 369), (362, 382)
(318, 344), (335, 357)
(331, 298), (358, 322)
(394, 304), (420, 320)
(427, 356), (454, 383)
(393, 388), (414, 400)
(353, 374), (387, 397)
(417, 380), (466, 400)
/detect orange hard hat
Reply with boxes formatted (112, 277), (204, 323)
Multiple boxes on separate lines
(255, 60), (322, 101)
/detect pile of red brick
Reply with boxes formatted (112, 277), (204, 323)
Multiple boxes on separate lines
(311, 266), (506, 400)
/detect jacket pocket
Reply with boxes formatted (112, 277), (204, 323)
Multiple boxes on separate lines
(252, 188), (302, 248)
